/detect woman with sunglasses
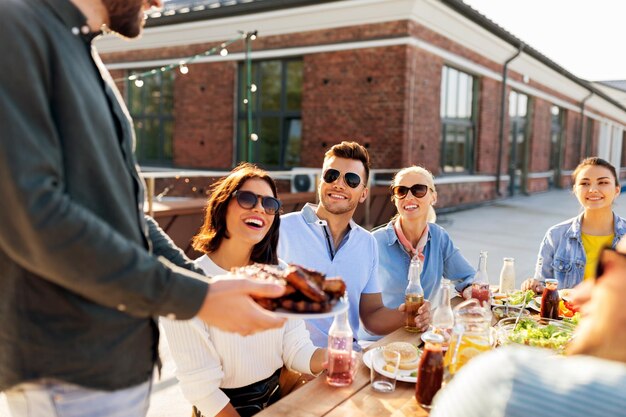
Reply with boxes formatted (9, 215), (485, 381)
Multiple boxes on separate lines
(371, 166), (475, 318)
(161, 163), (325, 417)
(522, 157), (626, 293)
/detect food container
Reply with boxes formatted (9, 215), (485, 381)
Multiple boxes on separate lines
(496, 317), (575, 353)
(491, 306), (531, 322)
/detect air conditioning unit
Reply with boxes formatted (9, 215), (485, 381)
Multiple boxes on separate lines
(290, 169), (318, 193)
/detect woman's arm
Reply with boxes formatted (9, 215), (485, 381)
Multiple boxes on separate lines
(281, 319), (322, 375)
(160, 318), (231, 417)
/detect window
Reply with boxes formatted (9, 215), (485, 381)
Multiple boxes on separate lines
(584, 118), (594, 157)
(440, 66), (476, 173)
(549, 106), (563, 173)
(237, 59), (302, 168)
(508, 91), (528, 173)
(127, 70), (174, 166)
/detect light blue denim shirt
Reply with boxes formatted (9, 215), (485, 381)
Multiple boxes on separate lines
(538, 212), (626, 288)
(278, 204), (381, 347)
(373, 221), (475, 307)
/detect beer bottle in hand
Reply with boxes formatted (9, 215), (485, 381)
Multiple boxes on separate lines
(405, 255), (425, 332)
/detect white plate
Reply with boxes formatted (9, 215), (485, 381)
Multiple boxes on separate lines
(271, 296), (349, 319)
(527, 296), (541, 312)
(362, 349), (419, 383)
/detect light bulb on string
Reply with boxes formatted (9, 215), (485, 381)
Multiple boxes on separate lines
(250, 133), (258, 141)
(250, 83), (257, 93)
(220, 48), (228, 57)
(134, 78), (144, 87)
(250, 31), (257, 41)
(243, 98), (248, 104)
(179, 64), (189, 75)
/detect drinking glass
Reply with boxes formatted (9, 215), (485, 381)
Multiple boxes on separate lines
(370, 347), (400, 393)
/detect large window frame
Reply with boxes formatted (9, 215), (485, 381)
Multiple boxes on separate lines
(440, 66), (477, 174)
(126, 70), (175, 166)
(237, 58), (303, 169)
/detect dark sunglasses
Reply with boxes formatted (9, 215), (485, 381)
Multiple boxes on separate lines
(322, 168), (362, 189)
(232, 190), (281, 215)
(392, 183), (432, 199)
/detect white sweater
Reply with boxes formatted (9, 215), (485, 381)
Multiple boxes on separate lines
(160, 255), (318, 417)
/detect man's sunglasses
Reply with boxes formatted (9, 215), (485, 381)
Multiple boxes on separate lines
(392, 183), (432, 199)
(232, 190), (281, 215)
(322, 168), (362, 189)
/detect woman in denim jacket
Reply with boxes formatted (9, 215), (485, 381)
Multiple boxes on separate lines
(523, 157), (626, 292)
(371, 166), (475, 322)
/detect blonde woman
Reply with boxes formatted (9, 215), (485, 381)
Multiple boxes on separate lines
(373, 166), (475, 309)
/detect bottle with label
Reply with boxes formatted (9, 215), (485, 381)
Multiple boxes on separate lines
(326, 311), (353, 387)
(498, 257), (516, 294)
(471, 251), (491, 307)
(404, 255), (425, 332)
(431, 279), (454, 351)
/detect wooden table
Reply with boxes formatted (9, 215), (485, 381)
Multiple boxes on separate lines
(256, 328), (429, 417)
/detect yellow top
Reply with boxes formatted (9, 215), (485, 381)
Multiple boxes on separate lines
(581, 233), (614, 280)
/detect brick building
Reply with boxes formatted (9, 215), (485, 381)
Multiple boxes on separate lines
(97, 0), (626, 212)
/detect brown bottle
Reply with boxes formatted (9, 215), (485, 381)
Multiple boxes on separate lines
(415, 332), (444, 409)
(540, 279), (560, 320)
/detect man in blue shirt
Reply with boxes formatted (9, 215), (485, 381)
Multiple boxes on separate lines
(279, 141), (431, 346)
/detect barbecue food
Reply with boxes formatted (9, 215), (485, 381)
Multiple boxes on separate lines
(232, 263), (346, 313)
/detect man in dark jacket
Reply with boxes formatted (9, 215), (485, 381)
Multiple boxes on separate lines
(0, 1), (285, 415)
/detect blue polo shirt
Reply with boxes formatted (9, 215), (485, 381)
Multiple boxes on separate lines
(278, 204), (381, 347)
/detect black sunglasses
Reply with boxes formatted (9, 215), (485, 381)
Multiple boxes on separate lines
(232, 190), (281, 215)
(392, 183), (432, 199)
(322, 168), (362, 189)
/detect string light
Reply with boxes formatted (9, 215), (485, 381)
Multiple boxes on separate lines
(250, 83), (257, 93)
(243, 98), (248, 104)
(179, 64), (189, 75)
(134, 78), (144, 87)
(250, 133), (258, 141)
(220, 48), (228, 57)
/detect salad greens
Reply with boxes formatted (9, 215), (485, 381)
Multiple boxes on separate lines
(506, 290), (535, 305)
(504, 318), (574, 352)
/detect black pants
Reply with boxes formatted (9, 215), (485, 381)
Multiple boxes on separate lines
(193, 368), (281, 417)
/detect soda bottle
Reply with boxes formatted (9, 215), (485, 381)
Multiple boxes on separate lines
(326, 311), (353, 387)
(404, 255), (425, 332)
(431, 279), (454, 351)
(540, 279), (560, 320)
(498, 257), (516, 294)
(415, 332), (445, 409)
(471, 251), (491, 307)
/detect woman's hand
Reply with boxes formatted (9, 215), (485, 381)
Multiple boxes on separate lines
(521, 278), (544, 294)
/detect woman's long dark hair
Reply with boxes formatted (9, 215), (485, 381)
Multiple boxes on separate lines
(192, 163), (280, 264)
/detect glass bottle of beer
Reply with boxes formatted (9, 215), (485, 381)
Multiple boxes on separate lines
(431, 279), (454, 351)
(327, 310), (353, 387)
(404, 254), (425, 332)
(471, 251), (491, 307)
(498, 257), (516, 294)
(415, 332), (445, 409)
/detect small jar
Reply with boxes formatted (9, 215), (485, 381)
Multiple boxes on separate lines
(540, 279), (560, 320)
(415, 332), (444, 409)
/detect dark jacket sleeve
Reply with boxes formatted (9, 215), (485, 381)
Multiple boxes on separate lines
(0, 9), (207, 320)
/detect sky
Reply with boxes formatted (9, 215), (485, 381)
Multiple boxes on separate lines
(462, 0), (626, 81)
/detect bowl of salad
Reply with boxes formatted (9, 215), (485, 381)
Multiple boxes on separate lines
(493, 289), (535, 307)
(496, 317), (576, 353)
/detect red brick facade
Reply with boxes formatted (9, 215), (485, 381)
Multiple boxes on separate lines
(101, 17), (622, 211)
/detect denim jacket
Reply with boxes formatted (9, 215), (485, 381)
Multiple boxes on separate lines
(539, 212), (626, 288)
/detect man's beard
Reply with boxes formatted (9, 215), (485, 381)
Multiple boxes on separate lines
(102, 0), (145, 39)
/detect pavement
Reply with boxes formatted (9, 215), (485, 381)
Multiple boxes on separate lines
(2, 188), (624, 416)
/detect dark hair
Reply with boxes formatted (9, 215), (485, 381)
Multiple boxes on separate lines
(324, 141), (371, 183)
(572, 157), (620, 187)
(192, 163), (280, 264)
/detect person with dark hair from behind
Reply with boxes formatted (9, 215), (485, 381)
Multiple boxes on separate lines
(0, 1), (284, 416)
(278, 141), (431, 348)
(522, 157), (626, 293)
(161, 164), (326, 417)
(431, 237), (626, 417)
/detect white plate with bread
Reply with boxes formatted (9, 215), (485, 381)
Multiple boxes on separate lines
(362, 342), (422, 383)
